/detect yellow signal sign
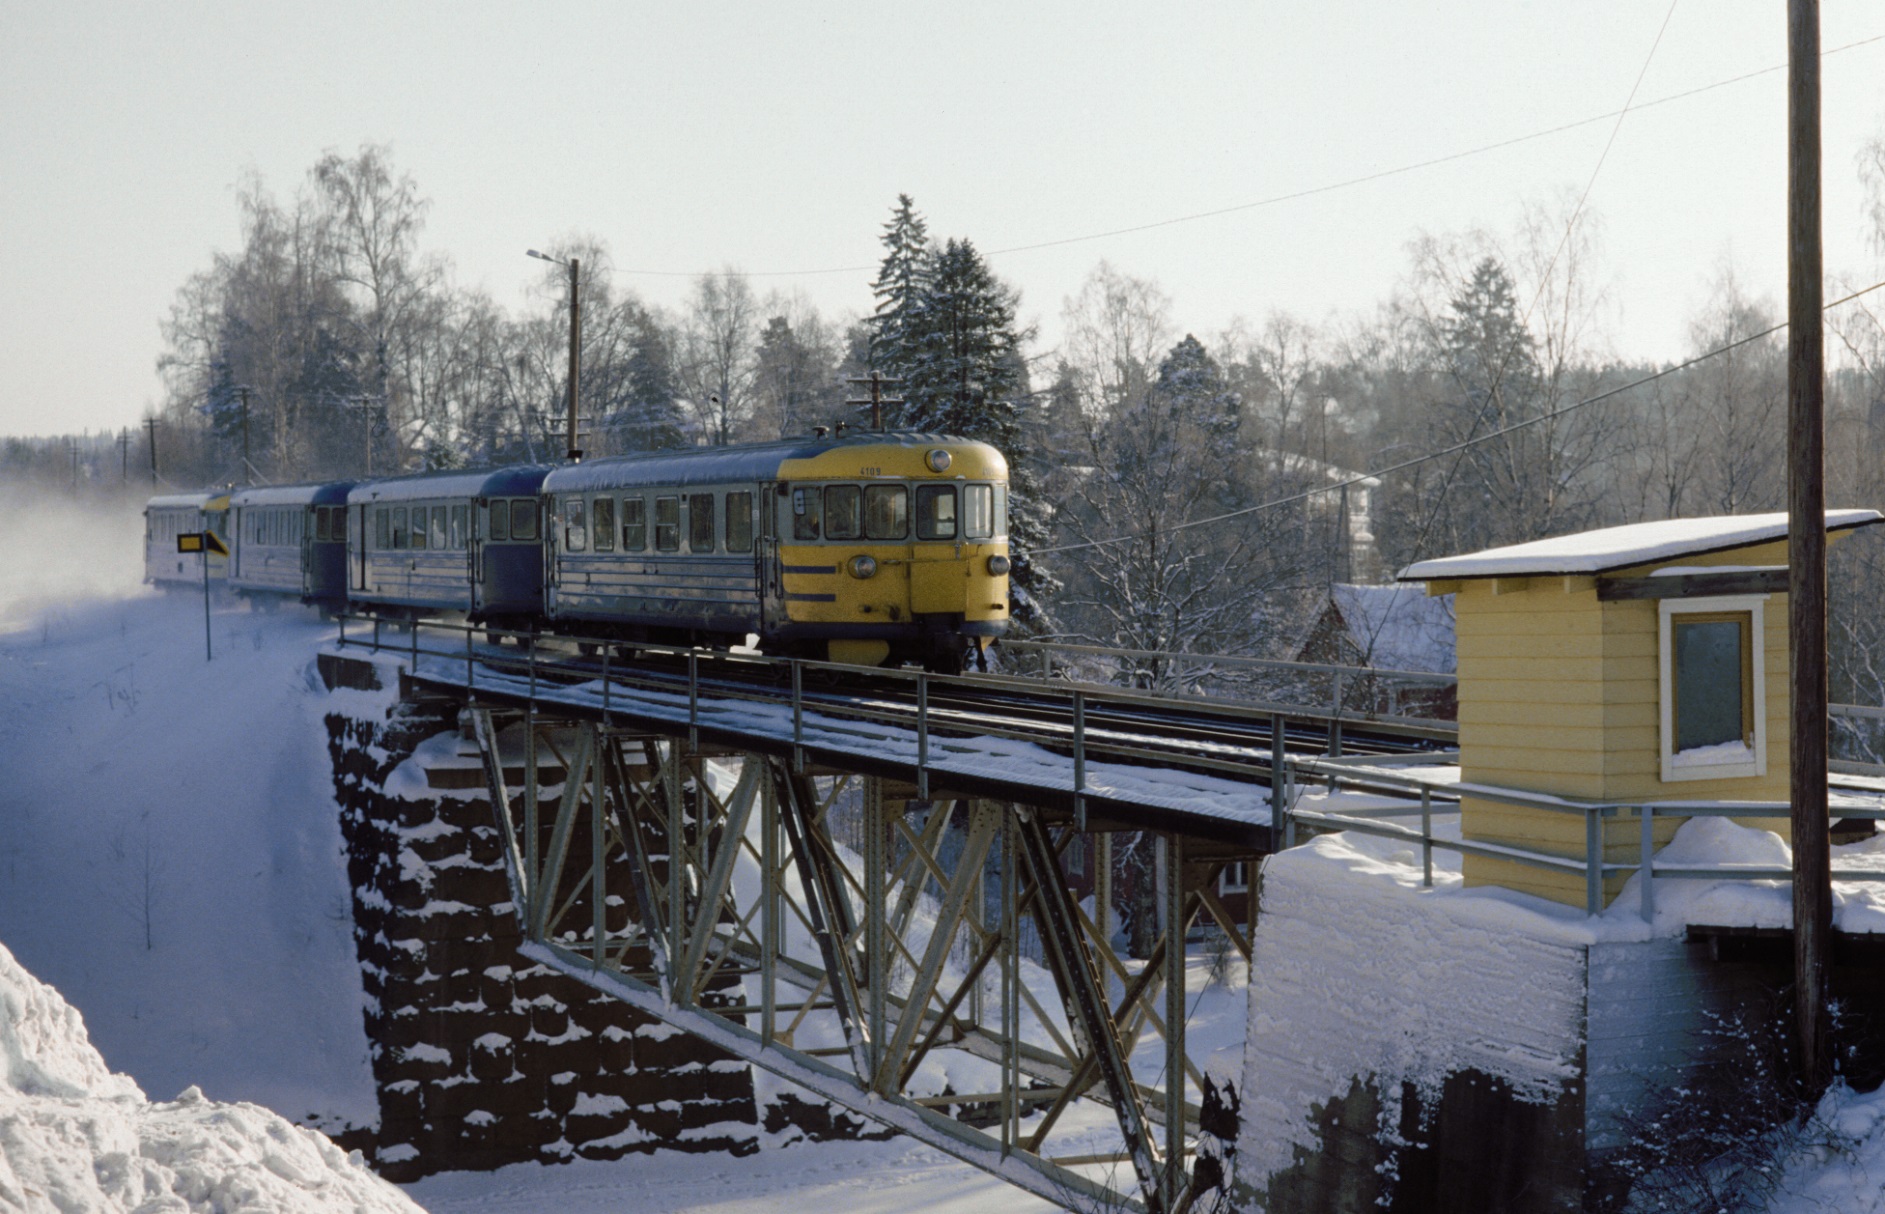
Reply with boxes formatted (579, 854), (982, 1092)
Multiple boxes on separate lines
(176, 531), (229, 556)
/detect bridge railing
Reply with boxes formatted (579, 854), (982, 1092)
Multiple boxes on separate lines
(333, 612), (1455, 837)
(1283, 752), (1885, 919)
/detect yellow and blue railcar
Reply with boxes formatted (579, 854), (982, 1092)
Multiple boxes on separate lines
(542, 432), (1011, 667)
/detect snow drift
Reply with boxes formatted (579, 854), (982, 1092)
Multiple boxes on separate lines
(0, 938), (418, 1213)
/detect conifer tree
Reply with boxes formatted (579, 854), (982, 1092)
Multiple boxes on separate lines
(867, 194), (933, 410)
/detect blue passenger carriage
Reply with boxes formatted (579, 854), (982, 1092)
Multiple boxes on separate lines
(143, 491), (232, 589)
(346, 466), (552, 624)
(229, 481), (357, 611)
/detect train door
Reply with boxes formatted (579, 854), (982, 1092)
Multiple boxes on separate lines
(351, 504), (368, 592)
(757, 481), (784, 634)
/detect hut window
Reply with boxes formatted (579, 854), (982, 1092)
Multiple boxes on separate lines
(1220, 860), (1250, 894)
(1659, 596), (1765, 782)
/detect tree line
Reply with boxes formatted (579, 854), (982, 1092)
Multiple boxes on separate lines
(18, 136), (1884, 710)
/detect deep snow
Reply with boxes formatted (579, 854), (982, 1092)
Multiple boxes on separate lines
(0, 936), (417, 1212)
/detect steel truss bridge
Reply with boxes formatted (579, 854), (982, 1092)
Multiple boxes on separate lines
(331, 616), (1452, 1213)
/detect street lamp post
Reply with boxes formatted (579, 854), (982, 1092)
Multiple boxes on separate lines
(527, 249), (583, 462)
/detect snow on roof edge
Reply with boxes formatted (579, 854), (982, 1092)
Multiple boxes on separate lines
(1397, 510), (1883, 581)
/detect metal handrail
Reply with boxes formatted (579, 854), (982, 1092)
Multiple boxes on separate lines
(328, 612), (1410, 828)
(1284, 753), (1885, 920)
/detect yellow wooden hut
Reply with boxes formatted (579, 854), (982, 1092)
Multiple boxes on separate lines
(1401, 510), (1881, 908)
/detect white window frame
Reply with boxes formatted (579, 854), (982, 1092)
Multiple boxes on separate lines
(1658, 594), (1767, 783)
(1219, 859), (1250, 895)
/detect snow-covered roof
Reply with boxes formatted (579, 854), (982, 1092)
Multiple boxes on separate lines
(1398, 510), (1883, 581)
(1326, 583), (1455, 673)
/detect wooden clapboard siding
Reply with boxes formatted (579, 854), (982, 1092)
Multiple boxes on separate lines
(1447, 534), (1807, 909)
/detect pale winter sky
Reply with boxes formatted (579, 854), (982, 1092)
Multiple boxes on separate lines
(2, 1), (1884, 439)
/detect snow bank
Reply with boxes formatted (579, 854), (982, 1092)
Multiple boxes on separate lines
(0, 939), (417, 1213)
(1236, 830), (1590, 1191)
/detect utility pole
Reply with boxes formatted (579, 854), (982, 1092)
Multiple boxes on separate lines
(526, 249), (583, 461)
(118, 429), (130, 483)
(567, 256), (581, 461)
(1787, 0), (1832, 1096)
(144, 417), (158, 485)
(846, 370), (903, 433)
(68, 439), (79, 494)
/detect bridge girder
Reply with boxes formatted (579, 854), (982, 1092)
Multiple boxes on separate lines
(467, 706), (1240, 1214)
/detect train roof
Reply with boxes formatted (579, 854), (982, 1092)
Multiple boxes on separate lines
(543, 431), (993, 493)
(145, 491), (232, 512)
(347, 465), (554, 504)
(230, 481), (357, 508)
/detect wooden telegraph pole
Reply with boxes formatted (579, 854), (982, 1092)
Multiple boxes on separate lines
(566, 256), (582, 461)
(1788, 0), (1833, 1095)
(144, 417), (159, 485)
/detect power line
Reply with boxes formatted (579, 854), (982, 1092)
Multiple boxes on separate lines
(609, 33), (1885, 281)
(1032, 277), (1885, 558)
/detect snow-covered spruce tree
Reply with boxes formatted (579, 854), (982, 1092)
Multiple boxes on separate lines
(866, 193), (934, 410)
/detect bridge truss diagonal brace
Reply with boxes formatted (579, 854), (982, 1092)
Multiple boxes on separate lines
(1016, 809), (1171, 1210)
(463, 717), (1200, 1214)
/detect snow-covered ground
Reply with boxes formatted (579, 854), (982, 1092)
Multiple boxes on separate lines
(0, 591), (375, 1131)
(0, 936), (417, 1211)
(15, 518), (1885, 1210)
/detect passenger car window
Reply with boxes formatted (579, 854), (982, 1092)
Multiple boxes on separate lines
(431, 506), (448, 550)
(592, 497), (615, 552)
(489, 500), (510, 542)
(964, 485), (993, 540)
(450, 505), (467, 549)
(864, 485), (908, 540)
(391, 507), (409, 549)
(655, 497), (680, 551)
(726, 491), (753, 553)
(622, 498), (646, 551)
(411, 506), (429, 550)
(792, 487), (822, 540)
(825, 485), (861, 540)
(566, 498), (588, 552)
(994, 485), (1008, 537)
(376, 508), (390, 549)
(511, 500), (539, 541)
(689, 493), (715, 553)
(915, 485), (957, 540)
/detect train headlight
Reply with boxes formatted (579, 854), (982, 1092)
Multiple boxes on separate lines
(986, 554), (1011, 576)
(848, 555), (878, 579)
(925, 448), (952, 473)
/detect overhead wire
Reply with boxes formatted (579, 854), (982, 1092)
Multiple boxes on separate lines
(608, 33), (1885, 280)
(1030, 277), (1885, 558)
